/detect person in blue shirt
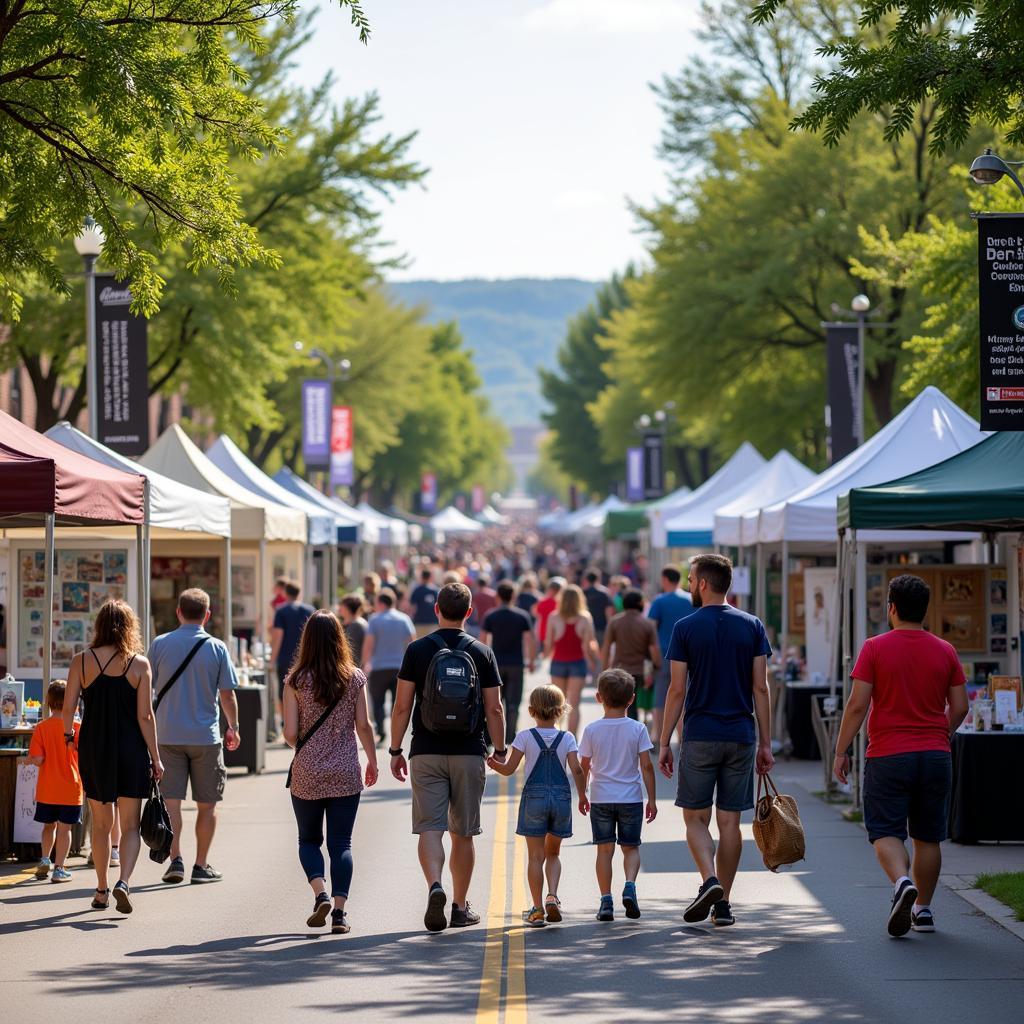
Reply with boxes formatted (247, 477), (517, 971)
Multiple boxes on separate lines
(657, 554), (774, 929)
(647, 565), (695, 744)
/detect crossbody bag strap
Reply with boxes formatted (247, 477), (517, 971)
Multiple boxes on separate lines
(154, 637), (210, 710)
(294, 695), (343, 755)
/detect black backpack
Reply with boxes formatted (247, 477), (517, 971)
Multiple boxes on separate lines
(421, 633), (482, 735)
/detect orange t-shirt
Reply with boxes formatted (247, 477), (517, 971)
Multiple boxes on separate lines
(28, 716), (83, 806)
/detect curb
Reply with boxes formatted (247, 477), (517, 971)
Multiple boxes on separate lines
(942, 874), (1024, 943)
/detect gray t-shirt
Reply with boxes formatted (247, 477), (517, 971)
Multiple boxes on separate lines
(344, 617), (368, 666)
(367, 608), (415, 670)
(150, 624), (238, 746)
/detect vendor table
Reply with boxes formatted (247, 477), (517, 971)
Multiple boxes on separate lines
(221, 683), (267, 774)
(784, 681), (830, 760)
(949, 730), (1024, 844)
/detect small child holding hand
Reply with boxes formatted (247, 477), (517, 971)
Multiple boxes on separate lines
(579, 669), (657, 921)
(26, 681), (83, 883)
(488, 684), (587, 926)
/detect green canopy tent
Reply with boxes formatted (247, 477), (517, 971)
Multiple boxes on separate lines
(838, 431), (1024, 533)
(604, 503), (655, 540)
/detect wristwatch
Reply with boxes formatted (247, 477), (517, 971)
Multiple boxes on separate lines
(388, 747), (403, 757)
(492, 748), (508, 758)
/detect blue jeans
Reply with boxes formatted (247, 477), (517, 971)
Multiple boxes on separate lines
(291, 792), (361, 898)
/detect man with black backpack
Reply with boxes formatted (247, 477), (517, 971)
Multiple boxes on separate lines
(389, 582), (506, 932)
(150, 589), (240, 886)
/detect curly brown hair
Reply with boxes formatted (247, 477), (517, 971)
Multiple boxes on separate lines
(286, 610), (355, 706)
(91, 599), (142, 661)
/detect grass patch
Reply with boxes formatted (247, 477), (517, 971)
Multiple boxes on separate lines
(812, 789), (853, 805)
(975, 872), (1024, 921)
(841, 809), (863, 823)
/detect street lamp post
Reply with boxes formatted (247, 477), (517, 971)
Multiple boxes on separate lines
(969, 149), (1024, 198)
(851, 293), (871, 445)
(73, 217), (105, 438)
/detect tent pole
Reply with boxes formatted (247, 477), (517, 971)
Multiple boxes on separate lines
(830, 533), (844, 699)
(780, 539), (789, 664)
(1009, 534), (1021, 679)
(136, 523), (146, 648)
(41, 514), (55, 719)
(224, 536), (233, 650)
(852, 530), (866, 812)
(755, 542), (765, 621)
(258, 538), (267, 642)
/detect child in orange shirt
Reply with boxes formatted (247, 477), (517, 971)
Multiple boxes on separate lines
(27, 681), (83, 883)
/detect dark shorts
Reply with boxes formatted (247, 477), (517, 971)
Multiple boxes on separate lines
(676, 740), (755, 812)
(517, 789), (572, 839)
(864, 750), (952, 844)
(653, 661), (672, 708)
(34, 802), (82, 825)
(590, 802), (643, 847)
(550, 659), (588, 679)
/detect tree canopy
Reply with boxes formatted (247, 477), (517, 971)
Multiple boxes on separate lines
(751, 1), (1024, 154)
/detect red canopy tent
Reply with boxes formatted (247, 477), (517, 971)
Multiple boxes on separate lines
(0, 410), (146, 699)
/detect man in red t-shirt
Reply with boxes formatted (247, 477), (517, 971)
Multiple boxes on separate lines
(534, 577), (564, 648)
(833, 573), (968, 938)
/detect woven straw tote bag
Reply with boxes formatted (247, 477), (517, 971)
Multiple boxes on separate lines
(751, 773), (806, 871)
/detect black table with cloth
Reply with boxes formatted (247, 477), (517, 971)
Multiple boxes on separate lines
(948, 731), (1024, 843)
(784, 681), (830, 760)
(220, 683), (267, 775)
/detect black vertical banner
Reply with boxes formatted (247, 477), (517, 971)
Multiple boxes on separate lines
(978, 214), (1024, 430)
(93, 275), (149, 454)
(642, 430), (664, 499)
(825, 325), (859, 463)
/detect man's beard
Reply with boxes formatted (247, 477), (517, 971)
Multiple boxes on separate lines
(691, 589), (702, 608)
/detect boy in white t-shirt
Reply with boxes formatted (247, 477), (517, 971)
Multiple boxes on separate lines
(579, 669), (657, 922)
(488, 684), (586, 926)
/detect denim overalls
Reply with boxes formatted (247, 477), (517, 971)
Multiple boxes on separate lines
(516, 729), (573, 839)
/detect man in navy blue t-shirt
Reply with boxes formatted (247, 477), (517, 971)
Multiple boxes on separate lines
(406, 567), (439, 638)
(658, 553), (774, 928)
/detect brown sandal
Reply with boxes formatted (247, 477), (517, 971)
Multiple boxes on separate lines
(91, 888), (110, 909)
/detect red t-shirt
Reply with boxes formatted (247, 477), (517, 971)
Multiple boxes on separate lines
(852, 629), (966, 758)
(536, 596), (557, 643)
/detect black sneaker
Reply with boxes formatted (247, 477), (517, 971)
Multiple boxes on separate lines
(191, 864), (223, 884)
(331, 908), (351, 934)
(424, 882), (448, 932)
(162, 857), (185, 884)
(683, 876), (725, 923)
(711, 900), (735, 926)
(622, 881), (641, 919)
(112, 881), (133, 915)
(888, 879), (918, 938)
(911, 907), (935, 933)
(596, 894), (614, 922)
(450, 901), (481, 928)
(306, 893), (331, 928)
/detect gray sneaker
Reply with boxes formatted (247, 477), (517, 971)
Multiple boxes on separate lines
(191, 864), (223, 884)
(162, 857), (185, 884)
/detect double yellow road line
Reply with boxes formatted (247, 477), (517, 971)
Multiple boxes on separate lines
(477, 775), (527, 1024)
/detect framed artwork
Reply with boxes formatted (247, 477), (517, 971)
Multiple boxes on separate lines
(788, 573), (805, 634)
(990, 675), (1023, 712)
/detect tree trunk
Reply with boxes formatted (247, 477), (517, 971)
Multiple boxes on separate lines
(866, 356), (897, 428)
(672, 445), (696, 490)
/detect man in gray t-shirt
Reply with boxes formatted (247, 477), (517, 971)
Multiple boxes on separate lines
(149, 588), (239, 886)
(363, 589), (415, 743)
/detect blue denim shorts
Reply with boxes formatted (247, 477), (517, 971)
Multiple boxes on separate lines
(517, 790), (572, 839)
(590, 802), (643, 847)
(675, 740), (755, 812)
(550, 658), (588, 679)
(864, 750), (951, 844)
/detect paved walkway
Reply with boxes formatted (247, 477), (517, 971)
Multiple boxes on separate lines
(4, 689), (1023, 1023)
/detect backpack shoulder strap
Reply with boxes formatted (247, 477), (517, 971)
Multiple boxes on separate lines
(154, 636), (210, 710)
(429, 632), (449, 652)
(529, 727), (548, 751)
(453, 634), (475, 653)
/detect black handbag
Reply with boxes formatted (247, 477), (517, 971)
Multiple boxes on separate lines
(141, 780), (174, 863)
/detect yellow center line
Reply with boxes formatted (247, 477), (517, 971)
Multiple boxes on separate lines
(0, 867), (39, 888)
(477, 773), (511, 1024)
(505, 823), (528, 1024)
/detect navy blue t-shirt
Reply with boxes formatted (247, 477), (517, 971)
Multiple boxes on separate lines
(273, 601), (315, 675)
(409, 583), (439, 625)
(666, 604), (771, 744)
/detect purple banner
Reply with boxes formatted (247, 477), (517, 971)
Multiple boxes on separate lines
(626, 446), (644, 501)
(302, 379), (331, 467)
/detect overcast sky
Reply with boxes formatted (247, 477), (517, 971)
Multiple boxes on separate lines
(295, 0), (702, 281)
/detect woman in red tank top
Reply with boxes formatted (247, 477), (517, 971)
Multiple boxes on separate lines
(544, 583), (598, 736)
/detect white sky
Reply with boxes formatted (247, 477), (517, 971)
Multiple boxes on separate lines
(294, 0), (702, 280)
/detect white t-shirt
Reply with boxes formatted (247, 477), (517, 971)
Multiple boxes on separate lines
(511, 727), (577, 780)
(578, 717), (653, 804)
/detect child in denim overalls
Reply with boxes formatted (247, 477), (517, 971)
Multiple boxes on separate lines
(487, 684), (587, 926)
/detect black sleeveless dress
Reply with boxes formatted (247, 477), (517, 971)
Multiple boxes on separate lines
(78, 651), (152, 803)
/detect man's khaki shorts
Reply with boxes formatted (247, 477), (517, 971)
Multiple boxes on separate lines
(410, 754), (487, 837)
(159, 743), (226, 804)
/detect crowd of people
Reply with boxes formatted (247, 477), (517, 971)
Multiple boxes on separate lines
(28, 528), (968, 943)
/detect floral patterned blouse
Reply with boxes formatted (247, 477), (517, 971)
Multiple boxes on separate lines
(288, 669), (366, 801)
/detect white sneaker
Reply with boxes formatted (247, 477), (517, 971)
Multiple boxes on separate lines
(109, 848), (120, 867)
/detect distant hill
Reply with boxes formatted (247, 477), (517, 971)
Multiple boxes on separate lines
(389, 278), (600, 425)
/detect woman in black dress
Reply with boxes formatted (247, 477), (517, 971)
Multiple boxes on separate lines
(63, 600), (162, 913)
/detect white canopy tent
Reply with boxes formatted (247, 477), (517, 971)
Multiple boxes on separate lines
(430, 505), (484, 536)
(561, 495), (627, 537)
(142, 425), (307, 638)
(357, 502), (410, 547)
(273, 467), (374, 544)
(712, 451), (816, 548)
(650, 442), (766, 548)
(476, 504), (510, 526)
(44, 422), (232, 644)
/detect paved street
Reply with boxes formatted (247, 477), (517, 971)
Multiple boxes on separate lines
(4, 683), (1023, 1024)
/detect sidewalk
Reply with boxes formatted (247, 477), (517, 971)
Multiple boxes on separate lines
(773, 757), (1024, 942)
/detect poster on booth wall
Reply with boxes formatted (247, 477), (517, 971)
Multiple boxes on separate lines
(13, 761), (44, 844)
(804, 568), (838, 683)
